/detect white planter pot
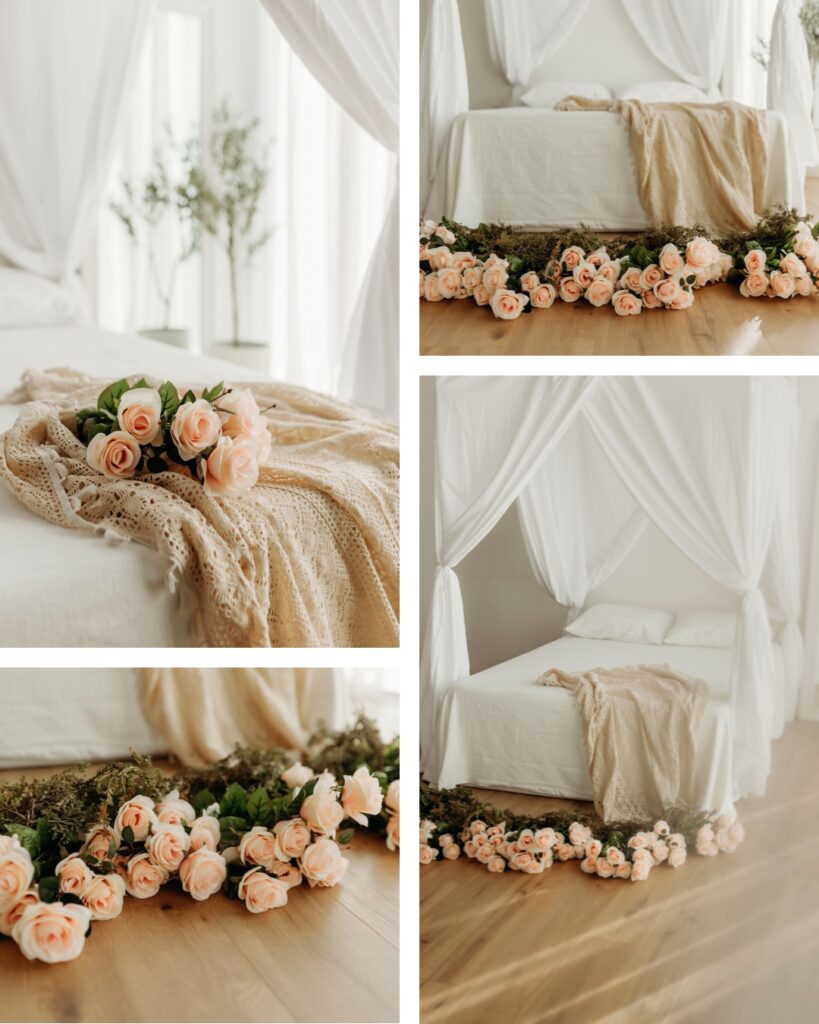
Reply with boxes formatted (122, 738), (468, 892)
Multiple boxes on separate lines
(139, 327), (190, 349)
(209, 340), (270, 374)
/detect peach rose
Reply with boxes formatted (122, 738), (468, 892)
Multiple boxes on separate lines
(559, 277), (583, 303)
(744, 248), (767, 274)
(217, 388), (271, 461)
(484, 254), (509, 270)
(740, 272), (769, 297)
(606, 847), (625, 867)
(805, 247), (819, 275)
(437, 225), (457, 246)
(568, 823), (591, 847)
(451, 251), (477, 271)
(420, 820), (436, 844)
(509, 850), (535, 871)
(487, 855), (506, 873)
(300, 837), (349, 888)
(463, 840), (477, 858)
(612, 289), (642, 316)
(0, 889), (39, 937)
(203, 437), (259, 497)
(81, 825), (116, 863)
(521, 857), (545, 874)
(641, 288), (662, 309)
(572, 261), (596, 289)
(189, 815), (221, 852)
(170, 398), (222, 461)
(670, 288), (695, 310)
(640, 264), (664, 291)
(596, 859), (614, 878)
(56, 854), (94, 897)
(517, 829), (535, 850)
(530, 282), (557, 308)
(659, 243), (684, 275)
(630, 849), (653, 881)
(587, 248), (608, 268)
(491, 289), (529, 320)
(145, 822), (190, 872)
(793, 224), (816, 258)
(125, 852), (169, 898)
(585, 277), (614, 307)
(769, 270), (796, 298)
(179, 848), (226, 901)
(117, 388), (162, 444)
(0, 846), (34, 907)
(520, 271), (540, 292)
(695, 826), (719, 857)
(86, 430), (142, 479)
(314, 771), (337, 793)
(155, 789), (196, 827)
(238, 826), (277, 869)
(620, 267), (643, 292)
(114, 795), (158, 843)
(471, 283), (490, 306)
(386, 814), (400, 852)
(779, 252), (806, 277)
(270, 861), (303, 888)
(274, 818), (311, 861)
(795, 275), (815, 296)
(652, 840), (669, 864)
(12, 902), (90, 963)
(82, 873), (125, 920)
(424, 274), (443, 301)
(238, 866), (289, 913)
(615, 863), (632, 879)
(686, 237), (717, 268)
(482, 265), (509, 296)
(341, 767), (383, 826)
(462, 266), (483, 294)
(560, 246), (585, 270)
(627, 832), (652, 851)
(419, 844), (438, 864)
(437, 267), (462, 298)
(556, 843), (576, 862)
(580, 857), (597, 874)
(442, 843), (460, 860)
(597, 260), (622, 283)
(653, 277), (682, 305)
(426, 246), (452, 270)
(668, 847), (687, 869)
(300, 789), (345, 835)
(533, 828), (558, 851)
(281, 763), (313, 789)
(585, 839), (603, 859)
(470, 821), (487, 835)
(385, 780), (399, 814)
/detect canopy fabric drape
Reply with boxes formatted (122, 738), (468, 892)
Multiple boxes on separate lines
(424, 376), (801, 800)
(420, 0), (469, 210)
(621, 0), (731, 98)
(420, 376), (598, 765)
(768, 0), (819, 170)
(0, 0), (156, 290)
(258, 0), (398, 416)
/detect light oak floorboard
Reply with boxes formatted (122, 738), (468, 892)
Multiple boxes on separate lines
(0, 763), (398, 1024)
(420, 181), (819, 357)
(420, 721), (819, 1024)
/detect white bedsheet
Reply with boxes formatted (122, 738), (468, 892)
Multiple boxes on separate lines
(432, 635), (786, 814)
(424, 108), (803, 229)
(0, 325), (266, 647)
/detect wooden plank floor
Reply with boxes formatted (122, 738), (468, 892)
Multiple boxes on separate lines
(0, 763), (399, 1024)
(420, 180), (819, 357)
(421, 721), (819, 1024)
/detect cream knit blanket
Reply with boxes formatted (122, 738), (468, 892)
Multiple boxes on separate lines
(0, 369), (399, 648)
(555, 97), (768, 232)
(538, 664), (709, 821)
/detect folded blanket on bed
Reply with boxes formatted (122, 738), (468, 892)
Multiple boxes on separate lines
(555, 97), (768, 232)
(0, 369), (399, 647)
(140, 667), (331, 765)
(538, 663), (709, 821)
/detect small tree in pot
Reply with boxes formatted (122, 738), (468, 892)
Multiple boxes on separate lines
(186, 102), (273, 347)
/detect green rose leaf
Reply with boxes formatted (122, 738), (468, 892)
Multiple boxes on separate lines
(97, 379), (130, 416)
(192, 788), (216, 816)
(5, 824), (40, 859)
(146, 456), (167, 474)
(201, 382), (225, 403)
(158, 380), (180, 420)
(246, 787), (271, 823)
(121, 825), (135, 846)
(220, 783), (248, 818)
(218, 816), (248, 845)
(37, 875), (60, 904)
(338, 828), (354, 846)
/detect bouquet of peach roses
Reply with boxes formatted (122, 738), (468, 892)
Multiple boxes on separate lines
(74, 378), (272, 497)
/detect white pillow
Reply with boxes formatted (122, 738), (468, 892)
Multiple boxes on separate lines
(664, 611), (737, 649)
(0, 267), (82, 328)
(566, 603), (673, 645)
(616, 80), (711, 104)
(521, 80), (612, 109)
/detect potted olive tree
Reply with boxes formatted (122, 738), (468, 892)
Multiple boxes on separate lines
(110, 128), (201, 348)
(186, 103), (273, 369)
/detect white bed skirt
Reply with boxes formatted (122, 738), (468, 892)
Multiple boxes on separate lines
(425, 108), (804, 230)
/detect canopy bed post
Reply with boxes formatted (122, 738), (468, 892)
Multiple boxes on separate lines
(799, 434), (819, 722)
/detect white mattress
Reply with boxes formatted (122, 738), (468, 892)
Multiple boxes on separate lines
(432, 636), (786, 814)
(0, 325), (266, 647)
(424, 108), (803, 230)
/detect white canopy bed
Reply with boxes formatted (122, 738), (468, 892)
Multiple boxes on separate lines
(421, 0), (816, 229)
(421, 377), (804, 814)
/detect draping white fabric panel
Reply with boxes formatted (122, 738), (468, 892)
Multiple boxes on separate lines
(0, 0), (155, 286)
(483, 0), (592, 99)
(517, 413), (647, 616)
(584, 378), (786, 797)
(420, 0), (469, 210)
(258, 0), (398, 416)
(768, 0), (819, 170)
(420, 376), (597, 763)
(621, 0), (730, 97)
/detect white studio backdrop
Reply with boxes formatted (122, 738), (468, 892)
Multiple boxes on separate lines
(90, 0), (395, 413)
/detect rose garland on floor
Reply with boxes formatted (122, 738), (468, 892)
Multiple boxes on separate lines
(420, 784), (742, 881)
(75, 378), (272, 494)
(419, 210), (819, 319)
(0, 718), (399, 964)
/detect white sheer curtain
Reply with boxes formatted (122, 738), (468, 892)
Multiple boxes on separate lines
(259, 0), (398, 417)
(483, 0), (592, 101)
(420, 0), (469, 211)
(584, 377), (786, 797)
(723, 0), (779, 107)
(420, 375), (597, 765)
(622, 0), (730, 98)
(768, 0), (819, 169)
(0, 0), (156, 293)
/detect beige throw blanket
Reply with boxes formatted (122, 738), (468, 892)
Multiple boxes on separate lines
(0, 369), (399, 647)
(555, 97), (768, 232)
(140, 667), (331, 766)
(538, 664), (709, 821)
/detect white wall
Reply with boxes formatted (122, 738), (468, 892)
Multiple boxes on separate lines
(421, 377), (819, 677)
